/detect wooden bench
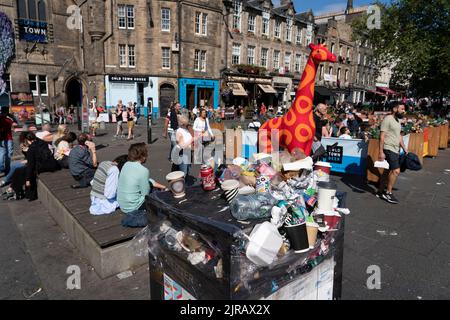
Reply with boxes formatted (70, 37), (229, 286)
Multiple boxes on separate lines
(37, 170), (148, 279)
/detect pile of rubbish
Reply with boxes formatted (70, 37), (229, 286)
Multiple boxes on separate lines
(138, 151), (350, 299)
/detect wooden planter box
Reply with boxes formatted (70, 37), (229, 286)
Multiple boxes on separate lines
(427, 126), (440, 157)
(422, 127), (429, 158)
(210, 122), (225, 133)
(439, 123), (449, 149)
(366, 138), (383, 184)
(407, 132), (424, 165)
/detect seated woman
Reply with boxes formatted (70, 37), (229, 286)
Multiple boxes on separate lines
(117, 143), (166, 227)
(89, 155), (128, 216)
(52, 124), (68, 148)
(10, 132), (60, 201)
(54, 132), (77, 169)
(68, 133), (98, 188)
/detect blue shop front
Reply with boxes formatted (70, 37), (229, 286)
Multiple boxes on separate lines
(179, 78), (219, 110)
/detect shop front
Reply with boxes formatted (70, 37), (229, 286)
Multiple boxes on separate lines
(179, 78), (219, 110)
(105, 75), (158, 118)
(225, 74), (276, 110)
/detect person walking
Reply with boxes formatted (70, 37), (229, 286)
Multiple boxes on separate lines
(0, 110), (16, 177)
(163, 102), (181, 162)
(377, 102), (408, 204)
(175, 116), (193, 176)
(193, 109), (215, 164)
(126, 103), (135, 140)
(114, 100), (125, 138)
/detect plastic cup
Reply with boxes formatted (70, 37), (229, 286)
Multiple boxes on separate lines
(221, 179), (240, 203)
(285, 222), (310, 253)
(166, 171), (186, 198)
(324, 213), (341, 230)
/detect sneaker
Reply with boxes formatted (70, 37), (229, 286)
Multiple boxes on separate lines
(381, 192), (399, 204)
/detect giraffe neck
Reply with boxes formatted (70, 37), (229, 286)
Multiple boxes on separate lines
(294, 55), (319, 113)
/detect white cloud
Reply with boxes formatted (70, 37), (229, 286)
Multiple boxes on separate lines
(314, 2), (347, 15)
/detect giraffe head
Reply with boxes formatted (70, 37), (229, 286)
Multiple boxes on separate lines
(309, 43), (337, 64)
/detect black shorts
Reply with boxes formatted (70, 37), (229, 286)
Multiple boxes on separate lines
(383, 149), (400, 170)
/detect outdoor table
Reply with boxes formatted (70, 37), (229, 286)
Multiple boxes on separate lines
(146, 186), (345, 300)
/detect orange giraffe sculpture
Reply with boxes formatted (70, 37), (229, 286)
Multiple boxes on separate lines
(259, 43), (336, 156)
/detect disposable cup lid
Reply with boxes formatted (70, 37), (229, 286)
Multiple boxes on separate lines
(221, 179), (240, 190)
(166, 171), (185, 180)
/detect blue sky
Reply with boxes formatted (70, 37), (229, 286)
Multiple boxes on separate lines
(272, 0), (391, 16)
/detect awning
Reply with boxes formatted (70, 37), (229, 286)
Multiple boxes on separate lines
(377, 87), (397, 95)
(315, 86), (336, 97)
(228, 82), (248, 96)
(258, 84), (278, 94)
(367, 89), (387, 96)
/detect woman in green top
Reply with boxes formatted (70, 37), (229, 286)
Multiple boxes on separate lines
(117, 143), (166, 227)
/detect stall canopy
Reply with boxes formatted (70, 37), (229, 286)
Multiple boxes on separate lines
(367, 89), (387, 96)
(377, 87), (397, 95)
(228, 83), (248, 96)
(258, 84), (277, 94)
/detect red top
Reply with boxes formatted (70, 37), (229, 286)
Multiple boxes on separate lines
(0, 115), (14, 141)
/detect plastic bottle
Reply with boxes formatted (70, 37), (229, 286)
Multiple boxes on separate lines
(230, 193), (278, 220)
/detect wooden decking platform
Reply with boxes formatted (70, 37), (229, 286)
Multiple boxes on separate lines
(37, 169), (148, 278)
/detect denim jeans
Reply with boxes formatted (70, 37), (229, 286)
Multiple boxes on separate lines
(0, 140), (14, 174)
(121, 209), (148, 228)
(168, 131), (176, 161)
(2, 161), (26, 184)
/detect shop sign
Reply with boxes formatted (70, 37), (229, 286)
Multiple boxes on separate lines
(324, 74), (337, 82)
(18, 19), (48, 43)
(109, 75), (148, 83)
(10, 92), (36, 123)
(227, 76), (271, 84)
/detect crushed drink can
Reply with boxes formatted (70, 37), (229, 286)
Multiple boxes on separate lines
(200, 165), (216, 191)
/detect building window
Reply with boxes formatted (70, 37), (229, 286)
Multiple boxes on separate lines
(347, 48), (351, 59)
(162, 47), (171, 69)
(247, 45), (255, 65)
(319, 65), (324, 80)
(330, 42), (335, 54)
(18, 0), (46, 21)
(195, 12), (208, 35)
(328, 67), (333, 76)
(339, 46), (343, 57)
(248, 14), (255, 33)
(161, 8), (170, 31)
(232, 1), (242, 30)
(29, 74), (47, 96)
(260, 48), (268, 68)
(345, 69), (349, 82)
(127, 5), (135, 29)
(362, 73), (365, 85)
(128, 45), (135, 67)
(118, 5), (135, 29)
(284, 53), (291, 72)
(294, 54), (301, 72)
(356, 71), (360, 84)
(119, 44), (127, 67)
(296, 27), (302, 45)
(358, 53), (361, 64)
(337, 68), (341, 81)
(363, 55), (367, 66)
(262, 13), (269, 35)
(194, 49), (207, 72)
(232, 43), (241, 65)
(273, 50), (280, 69)
(285, 18), (292, 42)
(274, 20), (281, 38)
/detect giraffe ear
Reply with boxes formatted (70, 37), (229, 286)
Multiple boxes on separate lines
(309, 43), (316, 51)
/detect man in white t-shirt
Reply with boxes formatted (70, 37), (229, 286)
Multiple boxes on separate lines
(248, 116), (261, 131)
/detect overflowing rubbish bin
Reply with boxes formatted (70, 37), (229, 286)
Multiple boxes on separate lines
(144, 153), (348, 300)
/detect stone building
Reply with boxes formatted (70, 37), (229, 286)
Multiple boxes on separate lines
(222, 0), (315, 110)
(1, 0), (84, 122)
(315, 0), (377, 104)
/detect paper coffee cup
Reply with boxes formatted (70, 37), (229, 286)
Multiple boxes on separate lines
(166, 171), (186, 198)
(306, 222), (319, 249)
(221, 179), (240, 203)
(285, 222), (310, 253)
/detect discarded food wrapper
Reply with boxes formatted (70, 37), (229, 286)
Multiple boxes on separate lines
(187, 251), (206, 265)
(250, 153), (272, 164)
(374, 160), (390, 169)
(238, 185), (256, 195)
(117, 270), (133, 279)
(283, 156), (314, 171)
(245, 222), (283, 266)
(233, 157), (249, 167)
(271, 205), (288, 228)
